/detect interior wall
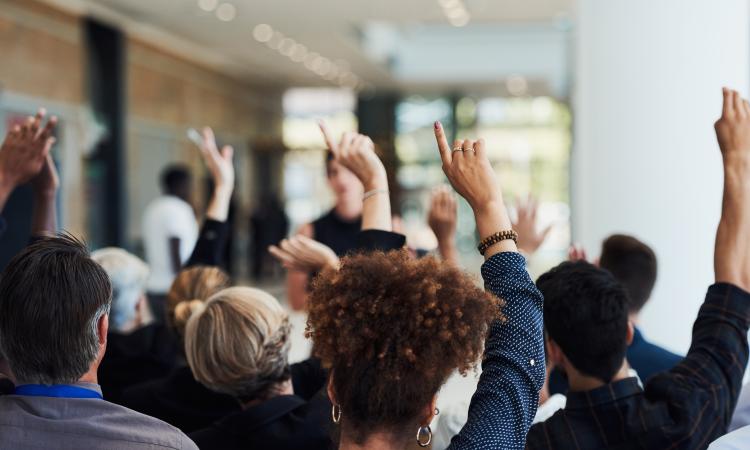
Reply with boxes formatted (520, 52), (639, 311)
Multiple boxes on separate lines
(0, 0), (285, 271)
(573, 0), (750, 354)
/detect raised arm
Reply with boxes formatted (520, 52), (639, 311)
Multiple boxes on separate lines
(320, 122), (390, 232)
(646, 89), (750, 445)
(714, 88), (750, 291)
(434, 122), (545, 449)
(185, 127), (234, 268)
(0, 108), (57, 214)
(428, 186), (460, 265)
(30, 154), (60, 237)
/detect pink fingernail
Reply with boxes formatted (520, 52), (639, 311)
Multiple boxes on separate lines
(434, 121), (440, 130)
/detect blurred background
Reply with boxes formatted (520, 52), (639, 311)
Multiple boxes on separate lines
(0, 0), (748, 355)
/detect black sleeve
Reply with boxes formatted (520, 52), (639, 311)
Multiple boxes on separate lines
(354, 230), (406, 253)
(0, 216), (6, 238)
(290, 358), (327, 401)
(185, 219), (229, 268)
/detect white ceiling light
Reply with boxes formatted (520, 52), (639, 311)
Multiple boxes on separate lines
(267, 31), (285, 50)
(438, 0), (471, 27)
(253, 24), (273, 42)
(198, 0), (218, 12)
(215, 3), (236, 22)
(289, 44), (308, 62)
(278, 37), (297, 56)
(252, 23), (367, 91)
(304, 52), (320, 70)
(506, 75), (529, 96)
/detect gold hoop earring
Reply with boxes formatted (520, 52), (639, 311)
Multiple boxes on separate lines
(331, 404), (342, 424)
(416, 425), (432, 447)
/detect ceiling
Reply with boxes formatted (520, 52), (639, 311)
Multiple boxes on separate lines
(41, 0), (575, 93)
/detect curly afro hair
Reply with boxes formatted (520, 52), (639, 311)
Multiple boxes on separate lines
(306, 250), (503, 440)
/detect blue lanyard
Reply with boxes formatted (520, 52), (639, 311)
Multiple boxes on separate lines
(14, 384), (103, 399)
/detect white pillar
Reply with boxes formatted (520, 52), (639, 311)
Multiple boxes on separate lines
(573, 0), (749, 353)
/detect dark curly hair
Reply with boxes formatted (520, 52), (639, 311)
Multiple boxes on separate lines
(537, 260), (630, 382)
(306, 250), (503, 442)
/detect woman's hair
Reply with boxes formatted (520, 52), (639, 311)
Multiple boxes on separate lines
(91, 247), (149, 331)
(306, 250), (503, 441)
(166, 266), (230, 340)
(184, 287), (292, 402)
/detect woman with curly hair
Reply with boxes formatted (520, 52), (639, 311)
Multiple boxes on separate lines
(305, 122), (545, 449)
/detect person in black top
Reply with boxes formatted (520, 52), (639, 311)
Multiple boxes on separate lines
(119, 127), (241, 432)
(286, 122), (365, 311)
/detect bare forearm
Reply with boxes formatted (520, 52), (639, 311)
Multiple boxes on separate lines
(205, 186), (232, 222)
(715, 158), (750, 291)
(31, 192), (57, 236)
(361, 179), (391, 232)
(0, 180), (10, 214)
(437, 240), (460, 266)
(473, 201), (517, 259)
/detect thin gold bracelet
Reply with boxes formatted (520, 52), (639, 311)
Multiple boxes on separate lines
(363, 189), (388, 201)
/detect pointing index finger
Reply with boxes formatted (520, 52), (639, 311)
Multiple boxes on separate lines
(434, 121), (452, 165)
(318, 120), (338, 153)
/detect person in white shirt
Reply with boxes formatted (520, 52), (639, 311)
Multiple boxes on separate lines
(142, 165), (198, 322)
(709, 425), (750, 449)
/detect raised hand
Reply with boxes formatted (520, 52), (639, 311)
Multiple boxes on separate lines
(428, 186), (460, 264)
(269, 235), (340, 273)
(320, 121), (391, 231)
(428, 186), (457, 242)
(714, 88), (750, 291)
(512, 195), (552, 256)
(197, 127), (234, 222)
(199, 127), (234, 193)
(433, 121), (500, 211)
(319, 121), (386, 191)
(434, 121), (514, 258)
(0, 108), (57, 195)
(568, 244), (589, 262)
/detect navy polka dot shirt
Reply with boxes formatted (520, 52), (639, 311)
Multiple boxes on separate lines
(447, 252), (545, 450)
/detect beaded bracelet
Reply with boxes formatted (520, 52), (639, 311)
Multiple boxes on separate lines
(477, 230), (518, 255)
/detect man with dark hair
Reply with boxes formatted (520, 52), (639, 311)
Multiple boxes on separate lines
(0, 234), (196, 449)
(142, 164), (198, 323)
(600, 234), (682, 380)
(526, 88), (750, 448)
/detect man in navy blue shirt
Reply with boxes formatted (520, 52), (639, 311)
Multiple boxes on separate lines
(598, 234), (682, 381)
(549, 234), (683, 394)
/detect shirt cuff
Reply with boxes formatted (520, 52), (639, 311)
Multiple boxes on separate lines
(355, 230), (406, 253)
(705, 282), (750, 327)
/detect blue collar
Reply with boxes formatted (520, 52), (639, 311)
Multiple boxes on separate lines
(13, 384), (103, 399)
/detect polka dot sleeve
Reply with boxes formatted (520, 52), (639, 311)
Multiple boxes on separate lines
(447, 252), (545, 450)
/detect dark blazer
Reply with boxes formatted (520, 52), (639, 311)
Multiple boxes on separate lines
(99, 324), (178, 404)
(189, 358), (331, 450)
(120, 365), (241, 433)
(189, 389), (332, 450)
